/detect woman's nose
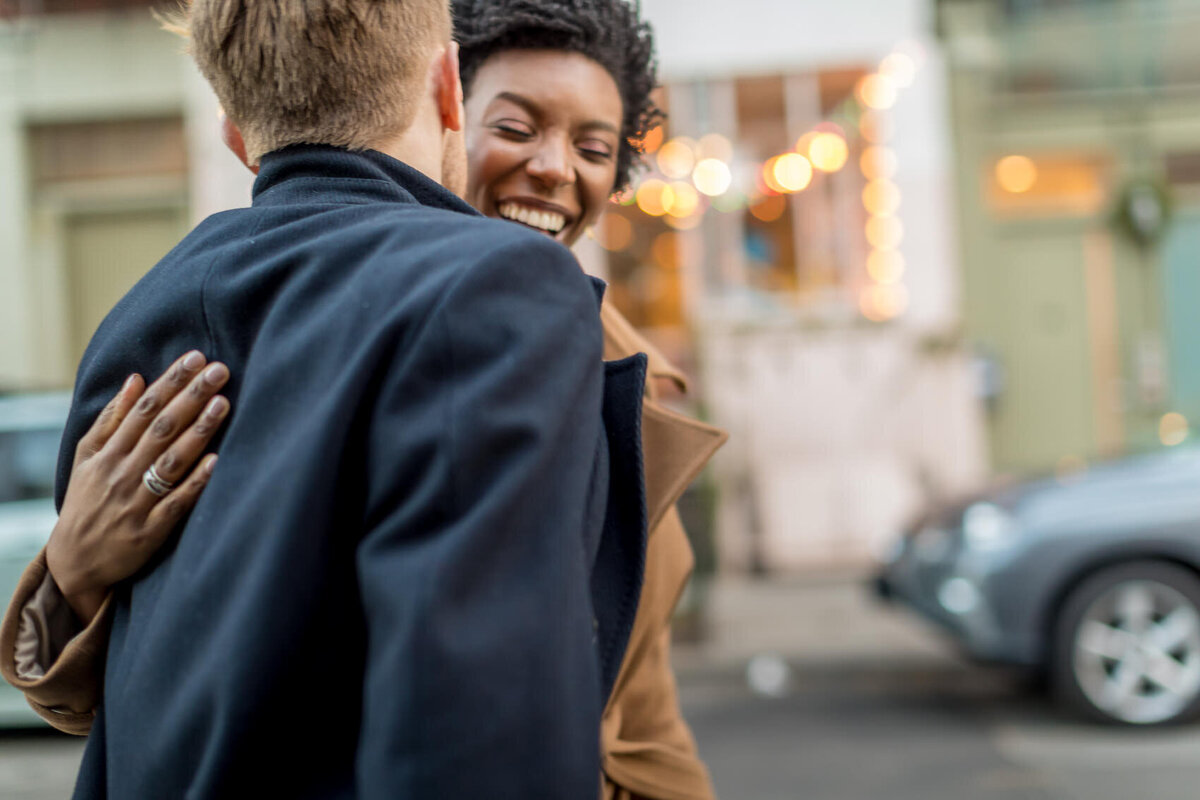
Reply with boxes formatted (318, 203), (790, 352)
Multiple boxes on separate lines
(526, 138), (573, 188)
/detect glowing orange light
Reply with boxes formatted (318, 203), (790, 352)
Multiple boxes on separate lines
(640, 126), (664, 155)
(636, 179), (672, 217)
(761, 157), (786, 194)
(862, 179), (902, 217)
(772, 153), (813, 193)
(860, 146), (899, 181)
(860, 284), (910, 322)
(693, 158), (733, 197)
(866, 216), (904, 250)
(657, 138), (696, 179)
(749, 194), (787, 223)
(808, 133), (849, 173)
(995, 155), (1038, 194)
(867, 250), (906, 284)
(857, 74), (898, 110)
(666, 181), (700, 218)
(592, 213), (633, 252)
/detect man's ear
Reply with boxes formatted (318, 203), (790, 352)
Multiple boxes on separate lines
(219, 111), (259, 175)
(434, 42), (464, 133)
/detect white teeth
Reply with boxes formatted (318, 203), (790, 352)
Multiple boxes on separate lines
(498, 202), (566, 234)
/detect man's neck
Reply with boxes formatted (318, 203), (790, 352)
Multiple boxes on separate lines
(373, 120), (443, 186)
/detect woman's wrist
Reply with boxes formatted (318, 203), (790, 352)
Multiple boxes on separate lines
(45, 547), (107, 626)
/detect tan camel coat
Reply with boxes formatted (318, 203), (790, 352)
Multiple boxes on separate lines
(0, 300), (726, 800)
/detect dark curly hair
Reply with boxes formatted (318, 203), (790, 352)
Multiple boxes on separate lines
(453, 0), (663, 192)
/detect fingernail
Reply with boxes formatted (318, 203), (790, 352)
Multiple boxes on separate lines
(183, 351), (205, 370)
(123, 374), (139, 391)
(203, 363), (228, 385)
(205, 396), (229, 418)
(204, 455), (217, 475)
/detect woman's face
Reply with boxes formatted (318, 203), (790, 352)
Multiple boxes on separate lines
(463, 49), (624, 248)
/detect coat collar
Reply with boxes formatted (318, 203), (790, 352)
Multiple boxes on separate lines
(599, 303), (727, 534)
(252, 145), (481, 216)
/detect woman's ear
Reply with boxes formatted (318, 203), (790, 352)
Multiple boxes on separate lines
(219, 111), (259, 175)
(434, 42), (464, 133)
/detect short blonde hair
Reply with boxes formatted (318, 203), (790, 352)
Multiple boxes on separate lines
(167, 0), (451, 164)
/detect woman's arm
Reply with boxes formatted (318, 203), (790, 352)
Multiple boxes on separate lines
(0, 352), (231, 729)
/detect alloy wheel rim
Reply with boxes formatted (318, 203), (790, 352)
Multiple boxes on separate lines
(1073, 579), (1200, 724)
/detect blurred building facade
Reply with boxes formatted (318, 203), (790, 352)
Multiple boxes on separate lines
(0, 0), (248, 391)
(1, 0), (987, 573)
(597, 0), (988, 572)
(938, 0), (1200, 474)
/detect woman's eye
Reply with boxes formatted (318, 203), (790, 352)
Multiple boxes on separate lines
(579, 142), (614, 161)
(492, 121), (534, 138)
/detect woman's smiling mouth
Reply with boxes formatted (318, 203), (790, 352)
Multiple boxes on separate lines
(497, 201), (568, 235)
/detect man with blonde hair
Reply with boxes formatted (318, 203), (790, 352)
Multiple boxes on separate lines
(44, 0), (633, 796)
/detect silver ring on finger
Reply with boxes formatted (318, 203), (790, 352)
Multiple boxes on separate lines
(142, 463), (176, 497)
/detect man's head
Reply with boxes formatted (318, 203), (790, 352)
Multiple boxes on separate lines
(170, 0), (456, 166)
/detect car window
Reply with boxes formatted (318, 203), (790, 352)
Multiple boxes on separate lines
(0, 427), (61, 503)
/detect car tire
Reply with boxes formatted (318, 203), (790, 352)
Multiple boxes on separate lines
(1051, 561), (1200, 726)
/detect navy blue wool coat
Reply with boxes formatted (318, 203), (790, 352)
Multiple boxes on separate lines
(56, 146), (647, 799)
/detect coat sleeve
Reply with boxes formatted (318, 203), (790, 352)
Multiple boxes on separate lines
(0, 549), (112, 734)
(354, 236), (605, 799)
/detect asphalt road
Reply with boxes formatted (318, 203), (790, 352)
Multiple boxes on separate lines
(680, 659), (1200, 800)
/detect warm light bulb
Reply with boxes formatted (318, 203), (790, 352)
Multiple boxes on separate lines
(862, 180), (902, 217)
(857, 74), (898, 110)
(808, 133), (849, 173)
(693, 158), (733, 197)
(666, 181), (700, 218)
(636, 179), (671, 216)
(1160, 412), (1190, 447)
(772, 153), (813, 193)
(865, 216), (904, 250)
(657, 138), (697, 180)
(860, 146), (898, 181)
(867, 250), (906, 284)
(995, 155), (1038, 194)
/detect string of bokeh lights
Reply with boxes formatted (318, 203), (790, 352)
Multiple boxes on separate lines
(601, 45), (924, 324)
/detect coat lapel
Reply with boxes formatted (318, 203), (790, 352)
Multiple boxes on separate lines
(599, 301), (728, 538)
(641, 401), (727, 534)
(593, 353), (649, 701)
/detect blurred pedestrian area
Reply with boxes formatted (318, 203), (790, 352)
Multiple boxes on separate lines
(675, 572), (950, 682)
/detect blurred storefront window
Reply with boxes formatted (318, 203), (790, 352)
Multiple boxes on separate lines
(594, 66), (912, 377)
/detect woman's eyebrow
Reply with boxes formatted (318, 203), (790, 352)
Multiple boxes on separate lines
(492, 91), (619, 135)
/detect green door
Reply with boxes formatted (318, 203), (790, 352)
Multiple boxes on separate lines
(988, 229), (1096, 472)
(1163, 210), (1200, 423)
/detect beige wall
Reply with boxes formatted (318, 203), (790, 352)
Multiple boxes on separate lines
(0, 12), (230, 389)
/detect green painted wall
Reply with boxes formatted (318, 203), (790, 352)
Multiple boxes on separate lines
(1164, 212), (1200, 424)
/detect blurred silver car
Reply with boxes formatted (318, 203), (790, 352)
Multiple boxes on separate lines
(877, 448), (1200, 726)
(0, 392), (69, 729)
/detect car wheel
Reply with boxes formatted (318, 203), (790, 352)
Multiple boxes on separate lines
(1051, 561), (1200, 725)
